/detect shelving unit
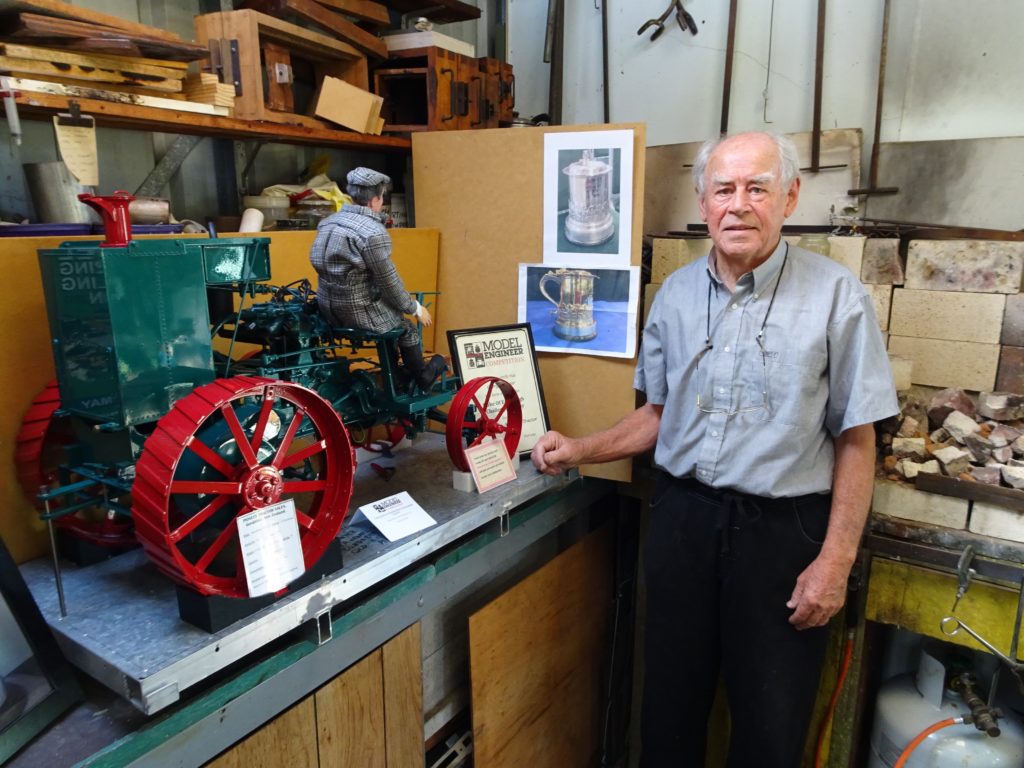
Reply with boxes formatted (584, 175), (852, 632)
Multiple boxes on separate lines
(14, 91), (412, 151)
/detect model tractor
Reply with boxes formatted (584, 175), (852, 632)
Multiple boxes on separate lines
(16, 191), (522, 600)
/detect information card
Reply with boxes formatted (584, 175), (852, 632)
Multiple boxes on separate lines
(464, 441), (517, 493)
(238, 499), (305, 597)
(359, 491), (437, 542)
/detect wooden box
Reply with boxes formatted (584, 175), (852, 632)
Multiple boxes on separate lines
(194, 9), (368, 128)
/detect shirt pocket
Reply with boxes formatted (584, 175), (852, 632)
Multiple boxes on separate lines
(768, 347), (827, 427)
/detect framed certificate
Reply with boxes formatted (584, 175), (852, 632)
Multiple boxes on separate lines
(447, 324), (550, 455)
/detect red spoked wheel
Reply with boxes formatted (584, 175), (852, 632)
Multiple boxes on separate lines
(15, 380), (134, 549)
(445, 377), (523, 472)
(131, 376), (355, 597)
(14, 380), (63, 500)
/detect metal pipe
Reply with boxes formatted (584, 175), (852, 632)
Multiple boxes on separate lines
(43, 496), (67, 618)
(810, 0), (827, 171)
(869, 0), (891, 188)
(602, 0), (610, 122)
(720, 0), (739, 135)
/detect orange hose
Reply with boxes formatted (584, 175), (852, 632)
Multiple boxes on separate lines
(814, 635), (855, 768)
(893, 718), (962, 768)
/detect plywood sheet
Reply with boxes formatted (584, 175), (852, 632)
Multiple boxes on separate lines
(413, 125), (646, 483)
(208, 696), (318, 768)
(469, 524), (613, 767)
(316, 649), (386, 768)
(382, 623), (423, 767)
(643, 128), (862, 234)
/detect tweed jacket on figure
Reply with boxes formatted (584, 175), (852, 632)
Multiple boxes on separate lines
(310, 204), (417, 334)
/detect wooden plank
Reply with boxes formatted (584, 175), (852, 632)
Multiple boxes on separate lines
(311, 0), (390, 26)
(314, 75), (382, 133)
(0, 43), (189, 74)
(262, 41), (294, 112)
(414, 125), (645, 483)
(0, 0), (185, 43)
(377, 0), (480, 24)
(382, 624), (423, 768)
(207, 696), (318, 768)
(15, 90), (412, 150)
(915, 472), (1024, 513)
(245, 0), (387, 59)
(11, 76), (226, 114)
(3, 12), (209, 61)
(315, 649), (386, 768)
(469, 524), (613, 766)
(0, 54), (183, 91)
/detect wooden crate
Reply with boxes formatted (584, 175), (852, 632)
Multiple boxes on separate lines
(374, 47), (512, 133)
(194, 9), (368, 128)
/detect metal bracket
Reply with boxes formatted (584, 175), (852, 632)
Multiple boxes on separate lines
(498, 501), (513, 537)
(313, 608), (332, 645)
(273, 62), (293, 85)
(135, 134), (203, 198)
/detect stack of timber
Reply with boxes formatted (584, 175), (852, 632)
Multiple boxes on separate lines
(182, 72), (235, 109)
(0, 0), (231, 116)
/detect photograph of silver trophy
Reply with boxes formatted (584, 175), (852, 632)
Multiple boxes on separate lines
(539, 268), (599, 341)
(561, 149), (615, 246)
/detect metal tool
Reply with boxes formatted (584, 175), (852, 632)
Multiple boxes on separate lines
(638, 0), (698, 42)
(951, 544), (976, 612)
(941, 616), (1024, 691)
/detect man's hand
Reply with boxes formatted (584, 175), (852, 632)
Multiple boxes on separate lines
(786, 554), (850, 630)
(414, 301), (433, 326)
(531, 430), (584, 475)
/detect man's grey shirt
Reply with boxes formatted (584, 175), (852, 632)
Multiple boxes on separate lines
(634, 240), (898, 497)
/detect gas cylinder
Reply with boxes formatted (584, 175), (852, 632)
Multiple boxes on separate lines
(868, 648), (1024, 767)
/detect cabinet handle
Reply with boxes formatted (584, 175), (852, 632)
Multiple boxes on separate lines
(441, 67), (455, 121)
(471, 76), (484, 126)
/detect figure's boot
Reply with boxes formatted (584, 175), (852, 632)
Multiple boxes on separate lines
(399, 342), (448, 391)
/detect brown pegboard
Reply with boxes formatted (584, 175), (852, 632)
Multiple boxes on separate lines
(413, 124), (646, 482)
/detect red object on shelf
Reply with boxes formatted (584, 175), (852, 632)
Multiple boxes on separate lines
(78, 190), (135, 246)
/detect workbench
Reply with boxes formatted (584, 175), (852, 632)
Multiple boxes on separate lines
(11, 436), (617, 767)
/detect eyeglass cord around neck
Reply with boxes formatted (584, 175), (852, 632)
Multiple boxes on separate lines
(704, 242), (789, 355)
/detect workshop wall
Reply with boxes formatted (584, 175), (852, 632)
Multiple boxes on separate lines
(548, 1), (1024, 174)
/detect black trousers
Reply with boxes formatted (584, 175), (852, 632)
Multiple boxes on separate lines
(640, 474), (833, 768)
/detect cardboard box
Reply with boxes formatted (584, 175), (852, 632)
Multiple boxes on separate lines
(315, 76), (383, 134)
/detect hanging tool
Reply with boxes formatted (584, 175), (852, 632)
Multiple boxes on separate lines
(848, 0), (899, 196)
(951, 544), (976, 612)
(720, 0), (738, 134)
(638, 0), (698, 42)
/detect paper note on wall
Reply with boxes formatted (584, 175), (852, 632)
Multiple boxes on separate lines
(53, 116), (98, 186)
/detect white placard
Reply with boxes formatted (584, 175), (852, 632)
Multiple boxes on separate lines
(238, 499), (305, 597)
(359, 491), (436, 542)
(464, 440), (517, 493)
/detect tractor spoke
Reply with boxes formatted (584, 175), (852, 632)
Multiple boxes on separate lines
(272, 409), (306, 467)
(282, 480), (326, 494)
(492, 399), (511, 422)
(185, 436), (236, 478)
(276, 438), (326, 470)
(170, 493), (231, 543)
(249, 391), (277, 452)
(194, 518), (239, 572)
(221, 402), (260, 469)
(295, 509), (315, 530)
(170, 480), (241, 495)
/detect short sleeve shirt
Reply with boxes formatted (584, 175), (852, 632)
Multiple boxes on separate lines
(634, 240), (898, 497)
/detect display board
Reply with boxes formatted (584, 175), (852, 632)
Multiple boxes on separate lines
(414, 124), (646, 482)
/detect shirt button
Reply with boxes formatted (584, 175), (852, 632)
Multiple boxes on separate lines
(731, 303), (738, 310)
(711, 430), (719, 437)
(724, 346), (730, 352)
(752, 293), (759, 300)
(718, 387), (725, 394)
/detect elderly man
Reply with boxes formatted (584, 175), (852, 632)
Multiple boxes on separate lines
(311, 167), (446, 390)
(532, 132), (897, 766)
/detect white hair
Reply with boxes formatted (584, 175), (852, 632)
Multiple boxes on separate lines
(692, 132), (800, 196)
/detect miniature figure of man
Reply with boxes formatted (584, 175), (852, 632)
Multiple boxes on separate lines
(310, 167), (446, 390)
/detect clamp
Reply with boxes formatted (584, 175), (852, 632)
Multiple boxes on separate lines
(638, 0), (698, 42)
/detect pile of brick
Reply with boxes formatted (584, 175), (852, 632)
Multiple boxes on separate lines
(878, 388), (1024, 486)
